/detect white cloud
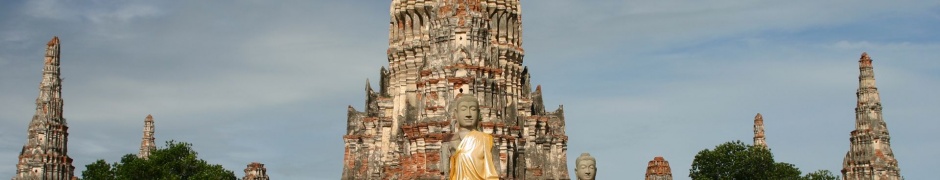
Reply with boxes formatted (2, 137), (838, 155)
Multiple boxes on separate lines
(22, 0), (72, 20)
(85, 4), (161, 24)
(23, 0), (161, 24)
(523, 0), (940, 60)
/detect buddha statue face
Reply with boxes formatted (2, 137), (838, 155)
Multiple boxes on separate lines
(575, 153), (596, 180)
(456, 97), (479, 129)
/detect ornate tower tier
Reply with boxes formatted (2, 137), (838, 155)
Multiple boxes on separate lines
(242, 162), (270, 180)
(645, 156), (672, 180)
(753, 113), (767, 149)
(138, 114), (156, 159)
(841, 52), (902, 180)
(342, 1), (569, 179)
(13, 36), (76, 180)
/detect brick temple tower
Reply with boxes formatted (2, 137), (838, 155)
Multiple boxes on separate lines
(13, 36), (75, 180)
(841, 52), (902, 180)
(341, 1), (569, 179)
(138, 114), (156, 159)
(242, 162), (270, 180)
(753, 113), (767, 149)
(645, 156), (672, 180)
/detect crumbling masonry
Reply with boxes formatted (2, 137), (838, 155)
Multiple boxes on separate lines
(243, 162), (270, 180)
(644, 156), (672, 180)
(13, 36), (76, 180)
(841, 52), (902, 180)
(138, 114), (156, 159)
(753, 113), (767, 149)
(341, 1), (569, 179)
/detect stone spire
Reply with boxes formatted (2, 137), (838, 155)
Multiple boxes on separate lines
(13, 36), (75, 180)
(645, 156), (672, 180)
(138, 114), (156, 159)
(242, 162), (270, 180)
(841, 52), (902, 180)
(753, 113), (767, 149)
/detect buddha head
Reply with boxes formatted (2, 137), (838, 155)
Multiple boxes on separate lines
(575, 153), (596, 180)
(453, 93), (481, 130)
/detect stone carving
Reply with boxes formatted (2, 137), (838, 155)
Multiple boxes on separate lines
(138, 114), (156, 159)
(645, 156), (672, 180)
(841, 52), (902, 180)
(342, 1), (569, 179)
(13, 36), (76, 180)
(448, 94), (499, 180)
(574, 153), (596, 180)
(243, 162), (270, 180)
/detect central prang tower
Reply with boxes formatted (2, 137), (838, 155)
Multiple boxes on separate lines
(342, 1), (569, 179)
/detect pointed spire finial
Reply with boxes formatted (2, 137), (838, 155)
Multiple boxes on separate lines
(754, 113), (762, 121)
(47, 36), (59, 46)
(859, 52), (873, 68)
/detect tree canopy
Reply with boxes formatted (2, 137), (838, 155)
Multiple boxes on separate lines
(81, 141), (236, 180)
(803, 170), (840, 180)
(689, 140), (839, 180)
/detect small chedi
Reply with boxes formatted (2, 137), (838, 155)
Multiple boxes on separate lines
(243, 162), (270, 180)
(574, 153), (596, 180)
(753, 113), (767, 149)
(138, 114), (156, 159)
(13, 36), (76, 180)
(841, 52), (902, 180)
(645, 156), (672, 180)
(341, 0), (569, 179)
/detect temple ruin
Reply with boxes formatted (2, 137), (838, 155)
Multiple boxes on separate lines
(341, 0), (569, 179)
(138, 114), (156, 159)
(243, 162), (270, 180)
(753, 113), (767, 149)
(13, 36), (76, 180)
(841, 52), (903, 180)
(645, 156), (672, 180)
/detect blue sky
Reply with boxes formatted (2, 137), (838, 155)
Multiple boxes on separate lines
(1, 0), (938, 179)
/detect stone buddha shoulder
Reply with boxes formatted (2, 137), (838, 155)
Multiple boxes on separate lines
(448, 94), (499, 180)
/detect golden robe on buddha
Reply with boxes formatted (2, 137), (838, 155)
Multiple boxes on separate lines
(449, 130), (500, 180)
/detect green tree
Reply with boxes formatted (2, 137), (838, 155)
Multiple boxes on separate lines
(689, 141), (775, 179)
(802, 169), (840, 180)
(769, 162), (802, 179)
(81, 141), (236, 180)
(82, 159), (115, 180)
(689, 140), (803, 180)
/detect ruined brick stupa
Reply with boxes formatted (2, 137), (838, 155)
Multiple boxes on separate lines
(13, 37), (76, 180)
(243, 162), (270, 180)
(841, 53), (902, 180)
(341, 0), (569, 179)
(645, 156), (672, 180)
